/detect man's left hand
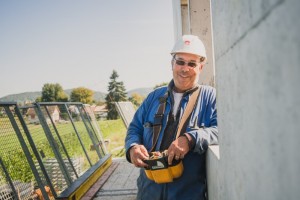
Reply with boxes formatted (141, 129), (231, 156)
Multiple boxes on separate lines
(167, 136), (189, 165)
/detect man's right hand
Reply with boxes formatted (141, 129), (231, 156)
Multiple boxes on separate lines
(129, 145), (149, 168)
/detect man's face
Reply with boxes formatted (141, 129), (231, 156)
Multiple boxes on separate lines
(172, 53), (203, 92)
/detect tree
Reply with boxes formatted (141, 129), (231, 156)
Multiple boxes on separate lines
(70, 87), (94, 104)
(41, 83), (68, 102)
(35, 96), (42, 102)
(128, 93), (145, 108)
(105, 70), (127, 119)
(154, 82), (168, 89)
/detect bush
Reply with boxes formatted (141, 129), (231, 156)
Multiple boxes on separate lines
(1, 150), (34, 182)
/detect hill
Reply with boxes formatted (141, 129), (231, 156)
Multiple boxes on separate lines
(0, 91), (41, 103)
(0, 88), (152, 103)
(127, 87), (153, 97)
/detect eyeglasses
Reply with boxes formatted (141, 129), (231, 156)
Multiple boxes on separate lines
(173, 57), (199, 68)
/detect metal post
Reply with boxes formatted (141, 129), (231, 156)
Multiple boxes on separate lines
(43, 105), (79, 179)
(64, 103), (92, 166)
(84, 105), (108, 154)
(35, 103), (73, 185)
(77, 104), (102, 159)
(0, 156), (19, 200)
(4, 106), (50, 200)
(14, 105), (57, 198)
(81, 104), (106, 155)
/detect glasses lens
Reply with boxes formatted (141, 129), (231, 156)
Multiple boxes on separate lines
(175, 60), (185, 66)
(174, 58), (198, 68)
(187, 62), (197, 68)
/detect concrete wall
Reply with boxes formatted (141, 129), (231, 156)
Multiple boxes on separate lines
(208, 0), (300, 199)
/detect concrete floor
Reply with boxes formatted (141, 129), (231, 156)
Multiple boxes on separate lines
(93, 158), (139, 200)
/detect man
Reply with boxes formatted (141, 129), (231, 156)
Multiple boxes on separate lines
(125, 35), (218, 200)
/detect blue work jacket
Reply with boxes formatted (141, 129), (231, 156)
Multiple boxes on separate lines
(125, 81), (218, 200)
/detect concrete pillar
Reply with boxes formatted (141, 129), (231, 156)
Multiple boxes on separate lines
(172, 0), (215, 87)
(189, 0), (215, 87)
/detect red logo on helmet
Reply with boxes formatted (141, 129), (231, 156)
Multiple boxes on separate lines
(184, 40), (190, 45)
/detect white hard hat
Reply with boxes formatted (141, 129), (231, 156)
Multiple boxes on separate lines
(171, 35), (206, 61)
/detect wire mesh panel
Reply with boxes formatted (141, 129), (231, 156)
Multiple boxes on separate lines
(76, 104), (106, 157)
(83, 104), (107, 155)
(37, 103), (106, 176)
(115, 102), (136, 128)
(19, 104), (68, 196)
(36, 104), (87, 179)
(0, 102), (110, 199)
(57, 104), (97, 168)
(0, 103), (51, 200)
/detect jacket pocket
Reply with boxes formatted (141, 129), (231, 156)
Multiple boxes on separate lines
(143, 122), (153, 150)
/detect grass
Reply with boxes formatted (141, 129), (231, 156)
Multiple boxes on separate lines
(0, 115), (127, 185)
(0, 116), (127, 159)
(98, 119), (127, 158)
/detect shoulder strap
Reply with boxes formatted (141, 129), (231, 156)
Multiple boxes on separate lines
(150, 86), (201, 152)
(175, 86), (201, 139)
(151, 92), (168, 152)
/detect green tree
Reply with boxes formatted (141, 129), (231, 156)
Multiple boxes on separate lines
(105, 70), (127, 119)
(128, 93), (145, 107)
(41, 83), (68, 102)
(70, 87), (94, 104)
(154, 82), (168, 89)
(35, 96), (42, 102)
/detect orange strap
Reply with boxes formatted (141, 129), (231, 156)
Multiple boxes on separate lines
(175, 87), (200, 139)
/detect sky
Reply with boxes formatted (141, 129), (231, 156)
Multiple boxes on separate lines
(0, 0), (175, 98)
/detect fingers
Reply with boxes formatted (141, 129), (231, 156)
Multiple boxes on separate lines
(167, 151), (174, 165)
(130, 145), (149, 168)
(130, 136), (190, 167)
(134, 158), (148, 168)
(139, 145), (149, 158)
(167, 151), (182, 165)
(167, 136), (190, 165)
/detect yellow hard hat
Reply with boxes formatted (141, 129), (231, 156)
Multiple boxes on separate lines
(171, 35), (206, 61)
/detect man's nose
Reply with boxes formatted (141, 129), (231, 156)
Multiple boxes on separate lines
(181, 65), (190, 72)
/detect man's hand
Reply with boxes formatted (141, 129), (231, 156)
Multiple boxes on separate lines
(129, 145), (149, 168)
(167, 136), (189, 165)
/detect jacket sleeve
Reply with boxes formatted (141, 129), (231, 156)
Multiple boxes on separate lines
(124, 92), (155, 161)
(187, 87), (218, 154)
(125, 103), (145, 152)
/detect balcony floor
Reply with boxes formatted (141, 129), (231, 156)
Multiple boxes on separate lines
(92, 158), (139, 200)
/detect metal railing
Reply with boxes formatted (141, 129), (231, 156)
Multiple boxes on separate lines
(0, 102), (110, 200)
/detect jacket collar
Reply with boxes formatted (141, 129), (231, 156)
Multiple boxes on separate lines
(167, 79), (200, 97)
